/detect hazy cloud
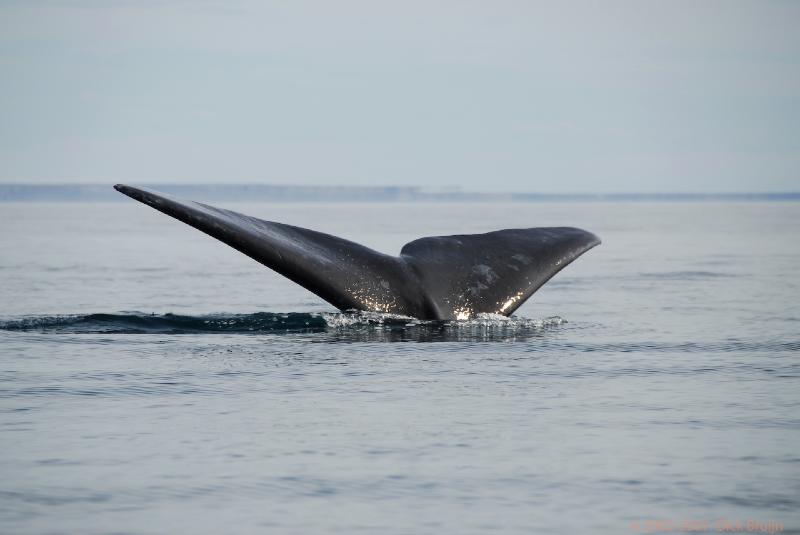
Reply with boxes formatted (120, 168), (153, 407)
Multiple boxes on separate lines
(1, 0), (798, 191)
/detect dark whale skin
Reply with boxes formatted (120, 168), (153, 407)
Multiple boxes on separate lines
(114, 184), (600, 320)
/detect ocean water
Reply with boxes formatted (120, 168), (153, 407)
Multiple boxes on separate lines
(1, 200), (798, 534)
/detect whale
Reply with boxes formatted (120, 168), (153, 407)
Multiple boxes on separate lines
(114, 184), (600, 320)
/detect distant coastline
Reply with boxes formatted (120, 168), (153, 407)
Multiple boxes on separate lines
(1, 184), (798, 202)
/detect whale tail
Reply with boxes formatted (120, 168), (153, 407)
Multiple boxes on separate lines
(114, 184), (600, 320)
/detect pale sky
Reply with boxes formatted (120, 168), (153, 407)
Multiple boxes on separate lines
(1, 0), (798, 192)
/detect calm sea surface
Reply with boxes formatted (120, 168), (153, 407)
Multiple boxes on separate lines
(1, 201), (799, 534)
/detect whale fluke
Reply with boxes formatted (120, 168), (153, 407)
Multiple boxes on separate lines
(114, 184), (600, 320)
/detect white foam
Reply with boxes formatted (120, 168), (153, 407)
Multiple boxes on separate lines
(452, 313), (567, 329)
(319, 310), (566, 330)
(318, 310), (419, 329)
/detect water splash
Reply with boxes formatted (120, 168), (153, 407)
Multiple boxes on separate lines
(316, 311), (567, 341)
(0, 311), (567, 341)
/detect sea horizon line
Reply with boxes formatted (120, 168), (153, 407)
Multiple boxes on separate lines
(1, 183), (798, 203)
